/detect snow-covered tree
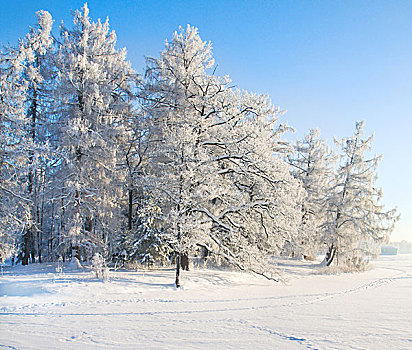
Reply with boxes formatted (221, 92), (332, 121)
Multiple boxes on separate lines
(113, 196), (167, 267)
(288, 128), (334, 259)
(143, 25), (304, 286)
(18, 10), (54, 264)
(142, 25), (223, 285)
(202, 89), (304, 277)
(0, 10), (54, 264)
(54, 4), (134, 260)
(0, 45), (26, 262)
(114, 101), (159, 263)
(324, 121), (398, 269)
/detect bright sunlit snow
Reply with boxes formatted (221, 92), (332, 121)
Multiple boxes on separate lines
(1, 255), (411, 349)
(0, 3), (410, 349)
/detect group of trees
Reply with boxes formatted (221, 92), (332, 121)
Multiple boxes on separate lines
(0, 4), (397, 285)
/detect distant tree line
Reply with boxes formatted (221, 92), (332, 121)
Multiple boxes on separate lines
(389, 241), (412, 254)
(0, 4), (398, 286)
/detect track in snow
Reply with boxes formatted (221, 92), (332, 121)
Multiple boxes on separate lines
(1, 255), (411, 349)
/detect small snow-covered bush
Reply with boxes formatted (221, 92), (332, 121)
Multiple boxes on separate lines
(56, 257), (63, 274)
(91, 253), (109, 281)
(317, 256), (369, 275)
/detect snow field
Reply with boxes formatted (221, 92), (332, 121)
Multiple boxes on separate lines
(1, 255), (411, 349)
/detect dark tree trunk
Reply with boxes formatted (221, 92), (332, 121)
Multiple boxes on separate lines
(201, 245), (209, 267)
(325, 245), (337, 266)
(22, 227), (34, 265)
(128, 189), (133, 231)
(85, 216), (93, 233)
(180, 253), (189, 271)
(175, 253), (181, 288)
(72, 246), (80, 261)
(175, 169), (184, 288)
(23, 88), (38, 266)
(22, 250), (29, 266)
(59, 197), (65, 260)
(37, 230), (42, 263)
(38, 186), (45, 263)
(175, 219), (182, 287)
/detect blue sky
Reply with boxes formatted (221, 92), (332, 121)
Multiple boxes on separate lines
(1, 0), (411, 241)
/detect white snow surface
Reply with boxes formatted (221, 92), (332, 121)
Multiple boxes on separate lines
(1, 255), (411, 350)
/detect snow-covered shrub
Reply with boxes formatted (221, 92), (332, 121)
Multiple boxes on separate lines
(318, 249), (370, 274)
(91, 253), (109, 281)
(56, 257), (63, 274)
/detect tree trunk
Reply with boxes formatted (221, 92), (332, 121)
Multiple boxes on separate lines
(22, 226), (34, 265)
(180, 253), (189, 271)
(22, 244), (29, 265)
(38, 182), (45, 263)
(175, 169), (184, 288)
(325, 244), (337, 266)
(72, 246), (80, 261)
(175, 253), (181, 288)
(128, 189), (133, 231)
(201, 245), (209, 267)
(23, 88), (38, 266)
(175, 220), (182, 287)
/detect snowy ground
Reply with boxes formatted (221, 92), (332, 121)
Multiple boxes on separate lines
(1, 255), (411, 350)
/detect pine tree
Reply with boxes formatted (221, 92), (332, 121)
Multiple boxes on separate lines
(324, 121), (398, 268)
(0, 44), (26, 262)
(289, 128), (334, 260)
(0, 10), (54, 264)
(54, 4), (134, 260)
(18, 10), (54, 264)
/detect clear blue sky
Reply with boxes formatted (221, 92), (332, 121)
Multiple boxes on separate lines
(1, 0), (411, 241)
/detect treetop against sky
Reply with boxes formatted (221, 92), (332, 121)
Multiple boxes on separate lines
(1, 0), (410, 241)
